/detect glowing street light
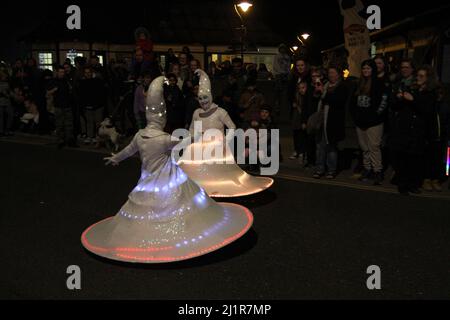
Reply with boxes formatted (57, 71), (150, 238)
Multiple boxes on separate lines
(297, 33), (311, 47)
(234, 1), (253, 60)
(237, 1), (253, 13)
(301, 33), (310, 40)
(292, 46), (299, 51)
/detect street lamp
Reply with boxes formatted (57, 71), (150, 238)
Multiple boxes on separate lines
(237, 1), (253, 12)
(296, 33), (311, 58)
(297, 33), (311, 46)
(301, 33), (310, 40)
(234, 1), (253, 60)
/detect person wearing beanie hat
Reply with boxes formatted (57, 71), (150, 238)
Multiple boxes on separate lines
(350, 59), (390, 185)
(260, 103), (272, 113)
(81, 76), (254, 263)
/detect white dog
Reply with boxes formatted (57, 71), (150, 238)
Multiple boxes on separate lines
(98, 118), (121, 152)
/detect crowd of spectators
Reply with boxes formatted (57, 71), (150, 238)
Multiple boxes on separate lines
(285, 54), (449, 194)
(0, 37), (449, 194)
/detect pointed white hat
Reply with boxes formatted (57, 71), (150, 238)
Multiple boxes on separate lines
(145, 76), (167, 130)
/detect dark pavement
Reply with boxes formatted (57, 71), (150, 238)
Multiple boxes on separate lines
(1, 140), (450, 299)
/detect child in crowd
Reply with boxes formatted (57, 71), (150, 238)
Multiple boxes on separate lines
(243, 104), (279, 171)
(289, 81), (310, 164)
(20, 96), (40, 133)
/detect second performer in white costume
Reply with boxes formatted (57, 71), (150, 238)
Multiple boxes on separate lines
(178, 69), (273, 197)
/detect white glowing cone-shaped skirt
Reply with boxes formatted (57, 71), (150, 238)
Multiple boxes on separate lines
(178, 140), (274, 198)
(81, 162), (253, 263)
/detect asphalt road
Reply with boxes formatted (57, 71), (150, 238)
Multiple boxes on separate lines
(1, 141), (450, 299)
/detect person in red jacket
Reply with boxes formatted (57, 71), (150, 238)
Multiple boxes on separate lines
(134, 27), (154, 62)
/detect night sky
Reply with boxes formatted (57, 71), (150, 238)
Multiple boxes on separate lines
(1, 0), (449, 62)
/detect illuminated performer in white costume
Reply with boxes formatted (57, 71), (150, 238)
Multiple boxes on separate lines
(178, 69), (274, 197)
(81, 76), (253, 263)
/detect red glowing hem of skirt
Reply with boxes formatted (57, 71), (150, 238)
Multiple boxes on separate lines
(81, 203), (253, 263)
(207, 177), (274, 198)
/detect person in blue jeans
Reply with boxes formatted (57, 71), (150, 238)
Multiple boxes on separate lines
(313, 66), (348, 179)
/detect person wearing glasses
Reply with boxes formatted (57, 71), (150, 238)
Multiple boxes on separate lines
(389, 65), (438, 195)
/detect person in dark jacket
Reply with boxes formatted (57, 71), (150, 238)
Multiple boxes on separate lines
(47, 66), (77, 148)
(78, 67), (106, 144)
(389, 59), (416, 184)
(242, 104), (279, 171)
(287, 58), (311, 115)
(304, 66), (327, 167)
(422, 77), (446, 192)
(219, 88), (240, 126)
(389, 65), (438, 195)
(313, 66), (348, 179)
(373, 55), (394, 173)
(350, 59), (390, 185)
(164, 73), (185, 134)
(0, 71), (14, 136)
(374, 55), (391, 87)
(289, 80), (310, 164)
(239, 79), (265, 123)
(184, 84), (200, 129)
(164, 48), (179, 73)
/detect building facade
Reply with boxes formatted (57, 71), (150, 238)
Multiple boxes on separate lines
(322, 4), (450, 84)
(23, 2), (284, 72)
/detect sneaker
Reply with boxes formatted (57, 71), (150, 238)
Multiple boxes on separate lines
(373, 172), (383, 185)
(289, 152), (299, 160)
(303, 162), (312, 168)
(325, 172), (336, 179)
(359, 169), (372, 182)
(422, 179), (433, 192)
(67, 142), (79, 148)
(398, 186), (409, 196)
(408, 187), (422, 194)
(84, 138), (92, 144)
(390, 172), (399, 185)
(313, 171), (323, 179)
(298, 154), (305, 165)
(431, 180), (442, 192)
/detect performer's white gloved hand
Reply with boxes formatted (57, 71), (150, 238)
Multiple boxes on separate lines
(104, 153), (119, 166)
